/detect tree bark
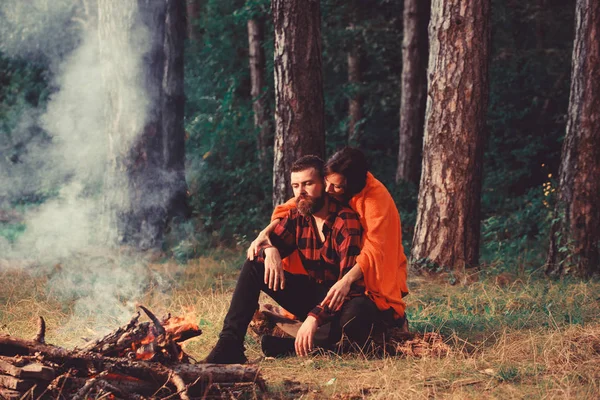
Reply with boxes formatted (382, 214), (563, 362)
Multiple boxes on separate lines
(248, 18), (271, 172)
(410, 0), (491, 273)
(272, 0), (325, 206)
(98, 0), (143, 245)
(545, 0), (600, 277)
(163, 0), (191, 221)
(186, 0), (201, 42)
(347, 32), (363, 145)
(99, 0), (188, 249)
(396, 0), (430, 185)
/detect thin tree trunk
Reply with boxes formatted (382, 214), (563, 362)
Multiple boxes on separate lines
(396, 0), (430, 185)
(272, 0), (325, 206)
(100, 0), (186, 249)
(248, 18), (270, 172)
(185, 0), (201, 42)
(126, 0), (168, 249)
(163, 0), (191, 220)
(98, 0), (143, 245)
(535, 0), (546, 50)
(347, 34), (363, 145)
(545, 0), (600, 277)
(411, 0), (491, 274)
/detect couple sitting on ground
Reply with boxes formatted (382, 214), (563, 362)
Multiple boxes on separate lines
(204, 147), (409, 364)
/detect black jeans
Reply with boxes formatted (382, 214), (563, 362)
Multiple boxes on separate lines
(220, 260), (400, 348)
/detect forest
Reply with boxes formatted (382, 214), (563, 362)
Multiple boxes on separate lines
(0, 0), (599, 398)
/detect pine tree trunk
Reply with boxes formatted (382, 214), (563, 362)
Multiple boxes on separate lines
(125, 0), (168, 249)
(411, 0), (490, 274)
(545, 0), (600, 277)
(347, 39), (363, 146)
(186, 0), (201, 42)
(248, 18), (270, 172)
(396, 0), (430, 185)
(98, 0), (143, 245)
(272, 0), (325, 206)
(100, 0), (186, 249)
(163, 0), (191, 221)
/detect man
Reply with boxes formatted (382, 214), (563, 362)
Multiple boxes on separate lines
(204, 155), (369, 364)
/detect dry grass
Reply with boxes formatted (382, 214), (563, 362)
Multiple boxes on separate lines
(1, 253), (599, 399)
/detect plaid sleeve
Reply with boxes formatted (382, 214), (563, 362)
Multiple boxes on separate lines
(256, 212), (298, 262)
(308, 210), (363, 325)
(334, 211), (363, 279)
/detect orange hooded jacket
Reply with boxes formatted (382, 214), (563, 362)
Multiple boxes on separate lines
(272, 172), (408, 318)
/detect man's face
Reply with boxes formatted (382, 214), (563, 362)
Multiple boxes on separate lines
(291, 168), (326, 216)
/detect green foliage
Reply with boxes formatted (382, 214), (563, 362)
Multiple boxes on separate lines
(0, 0), (581, 272)
(0, 222), (25, 243)
(0, 53), (52, 202)
(480, 187), (555, 271)
(183, 0), (272, 246)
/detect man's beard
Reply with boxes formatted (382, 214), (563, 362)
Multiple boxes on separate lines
(296, 192), (325, 216)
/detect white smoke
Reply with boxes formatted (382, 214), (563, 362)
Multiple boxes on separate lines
(0, 0), (167, 330)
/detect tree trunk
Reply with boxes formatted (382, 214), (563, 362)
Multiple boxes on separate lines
(545, 0), (600, 277)
(98, 0), (143, 245)
(535, 0), (546, 50)
(272, 0), (325, 206)
(100, 0), (187, 249)
(163, 0), (191, 221)
(347, 33), (363, 146)
(396, 0), (430, 185)
(248, 18), (271, 172)
(186, 0), (201, 42)
(410, 0), (491, 274)
(126, 0), (168, 249)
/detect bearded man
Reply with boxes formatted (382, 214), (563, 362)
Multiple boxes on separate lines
(204, 155), (368, 364)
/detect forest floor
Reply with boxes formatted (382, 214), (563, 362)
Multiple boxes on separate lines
(1, 249), (599, 399)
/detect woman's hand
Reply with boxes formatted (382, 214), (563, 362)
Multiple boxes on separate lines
(321, 264), (363, 311)
(264, 247), (285, 291)
(247, 219), (280, 260)
(295, 316), (318, 356)
(247, 230), (272, 260)
(320, 277), (351, 312)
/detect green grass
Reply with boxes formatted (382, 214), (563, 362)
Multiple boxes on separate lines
(1, 250), (599, 399)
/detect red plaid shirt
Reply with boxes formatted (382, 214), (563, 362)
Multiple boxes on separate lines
(258, 199), (364, 325)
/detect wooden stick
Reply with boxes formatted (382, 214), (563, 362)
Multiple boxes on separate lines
(168, 371), (190, 400)
(33, 316), (45, 344)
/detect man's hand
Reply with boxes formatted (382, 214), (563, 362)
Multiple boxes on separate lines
(264, 247), (285, 291)
(320, 276), (351, 312)
(295, 316), (318, 356)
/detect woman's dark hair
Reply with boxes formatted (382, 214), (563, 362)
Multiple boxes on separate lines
(325, 147), (369, 197)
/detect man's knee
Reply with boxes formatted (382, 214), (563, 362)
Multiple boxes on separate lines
(239, 259), (264, 277)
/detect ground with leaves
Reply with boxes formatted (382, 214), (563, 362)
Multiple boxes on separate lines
(1, 251), (599, 399)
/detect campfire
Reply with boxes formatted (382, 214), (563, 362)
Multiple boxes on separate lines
(0, 306), (264, 399)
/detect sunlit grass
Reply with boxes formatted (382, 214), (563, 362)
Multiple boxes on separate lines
(1, 251), (599, 399)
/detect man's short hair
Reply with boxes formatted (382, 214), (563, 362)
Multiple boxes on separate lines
(325, 147), (369, 197)
(291, 155), (325, 179)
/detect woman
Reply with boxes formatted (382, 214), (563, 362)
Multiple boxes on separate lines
(248, 147), (408, 326)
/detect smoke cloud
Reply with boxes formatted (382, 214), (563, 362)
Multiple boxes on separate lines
(0, 0), (169, 331)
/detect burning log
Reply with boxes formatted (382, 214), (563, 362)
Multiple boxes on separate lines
(0, 306), (265, 399)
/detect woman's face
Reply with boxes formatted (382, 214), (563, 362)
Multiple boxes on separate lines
(325, 173), (347, 201)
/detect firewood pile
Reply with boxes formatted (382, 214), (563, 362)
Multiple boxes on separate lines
(0, 306), (265, 399)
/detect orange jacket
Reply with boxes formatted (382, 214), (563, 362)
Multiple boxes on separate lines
(272, 172), (408, 318)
